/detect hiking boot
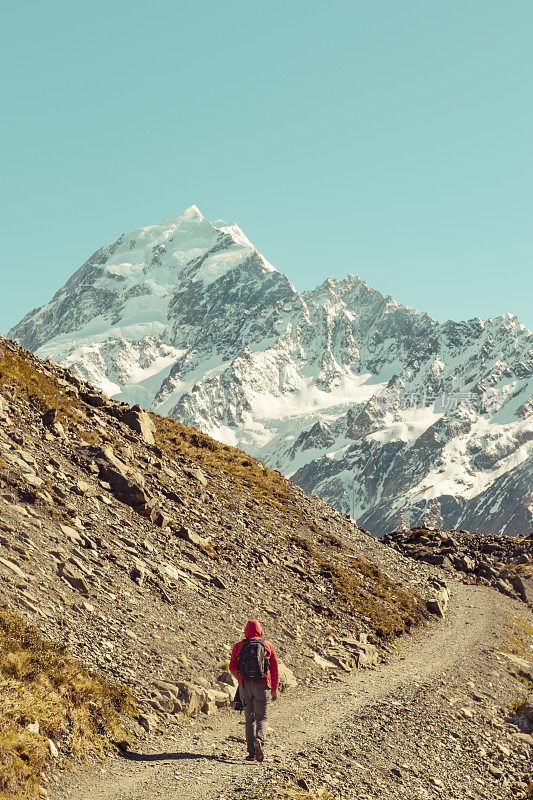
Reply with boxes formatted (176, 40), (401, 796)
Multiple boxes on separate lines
(254, 739), (264, 762)
(245, 754), (256, 761)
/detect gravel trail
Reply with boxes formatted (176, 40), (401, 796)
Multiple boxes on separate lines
(51, 583), (532, 800)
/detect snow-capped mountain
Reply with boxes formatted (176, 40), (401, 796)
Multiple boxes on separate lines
(9, 206), (533, 535)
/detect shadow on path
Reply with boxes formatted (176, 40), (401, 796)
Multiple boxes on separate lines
(121, 751), (234, 764)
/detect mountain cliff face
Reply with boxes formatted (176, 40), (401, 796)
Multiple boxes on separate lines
(9, 206), (533, 535)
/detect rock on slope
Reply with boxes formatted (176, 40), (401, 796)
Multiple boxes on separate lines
(383, 526), (533, 606)
(8, 206), (533, 535)
(0, 336), (435, 735)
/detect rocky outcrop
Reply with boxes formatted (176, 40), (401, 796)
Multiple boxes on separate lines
(383, 527), (533, 606)
(122, 405), (156, 445)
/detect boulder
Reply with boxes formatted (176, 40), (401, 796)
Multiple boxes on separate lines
(500, 653), (533, 682)
(201, 699), (217, 715)
(74, 479), (95, 497)
(176, 525), (213, 550)
(512, 574), (533, 606)
(137, 497), (159, 519)
(81, 392), (105, 407)
(420, 553), (453, 568)
(0, 556), (27, 580)
(426, 580), (450, 619)
(217, 682), (236, 700)
(324, 653), (352, 672)
(516, 715), (533, 734)
(175, 681), (208, 715)
(122, 405), (155, 445)
(312, 653), (338, 670)
(493, 578), (516, 598)
(152, 694), (176, 713)
(183, 466), (208, 486)
(340, 634), (379, 668)
(277, 661), (297, 690)
(58, 564), (89, 596)
(523, 698), (533, 723)
(151, 681), (184, 713)
(130, 564), (146, 586)
(426, 597), (446, 618)
(48, 739), (59, 758)
(25, 473), (44, 489)
(88, 445), (150, 510)
(426, 585), (449, 618)
(209, 689), (232, 708)
(217, 671), (238, 687)
(41, 408), (57, 427)
(163, 563), (199, 590)
(59, 524), (83, 544)
(135, 712), (158, 733)
(152, 509), (172, 529)
(453, 554), (476, 572)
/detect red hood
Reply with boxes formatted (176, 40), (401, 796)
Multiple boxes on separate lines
(244, 619), (263, 639)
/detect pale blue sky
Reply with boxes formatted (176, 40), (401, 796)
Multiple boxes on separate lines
(1, 0), (532, 332)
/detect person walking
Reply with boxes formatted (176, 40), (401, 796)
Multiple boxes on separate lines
(229, 619), (279, 762)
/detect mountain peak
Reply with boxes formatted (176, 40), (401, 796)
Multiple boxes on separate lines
(160, 204), (206, 225)
(7, 206), (531, 538)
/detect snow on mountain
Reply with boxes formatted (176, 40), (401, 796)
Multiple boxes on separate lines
(9, 206), (533, 535)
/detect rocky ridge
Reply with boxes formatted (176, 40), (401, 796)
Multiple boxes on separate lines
(383, 526), (533, 606)
(8, 206), (532, 536)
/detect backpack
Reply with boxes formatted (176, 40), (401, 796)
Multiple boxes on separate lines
(238, 638), (269, 682)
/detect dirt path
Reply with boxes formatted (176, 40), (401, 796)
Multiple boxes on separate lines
(50, 583), (531, 800)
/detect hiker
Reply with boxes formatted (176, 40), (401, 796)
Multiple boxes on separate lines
(229, 619), (279, 762)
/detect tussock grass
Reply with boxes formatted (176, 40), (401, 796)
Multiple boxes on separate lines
(290, 533), (425, 638)
(153, 414), (295, 511)
(504, 615), (533, 660)
(512, 696), (527, 715)
(0, 346), (75, 420)
(0, 608), (135, 800)
(249, 785), (334, 800)
(153, 414), (424, 638)
(503, 616), (533, 711)
(0, 344), (98, 444)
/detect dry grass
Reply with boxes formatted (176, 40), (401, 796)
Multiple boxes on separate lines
(152, 414), (296, 511)
(290, 533), (425, 638)
(503, 615), (533, 710)
(249, 785), (334, 800)
(503, 615), (533, 660)
(153, 414), (425, 638)
(511, 696), (527, 715)
(0, 346), (76, 419)
(0, 608), (135, 800)
(0, 344), (98, 444)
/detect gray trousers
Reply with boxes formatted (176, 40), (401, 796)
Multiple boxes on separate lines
(241, 682), (271, 754)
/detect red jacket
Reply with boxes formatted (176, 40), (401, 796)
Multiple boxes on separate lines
(229, 619), (279, 691)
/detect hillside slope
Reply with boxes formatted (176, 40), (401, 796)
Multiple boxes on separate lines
(8, 207), (532, 535)
(0, 337), (436, 739)
(2, 338), (532, 800)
